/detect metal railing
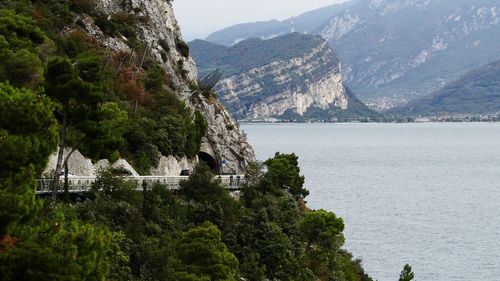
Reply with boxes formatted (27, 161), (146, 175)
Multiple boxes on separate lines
(36, 175), (246, 195)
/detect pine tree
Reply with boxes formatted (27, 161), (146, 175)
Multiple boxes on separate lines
(399, 264), (415, 281)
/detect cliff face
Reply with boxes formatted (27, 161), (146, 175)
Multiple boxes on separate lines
(190, 33), (368, 121)
(82, 0), (254, 173)
(218, 39), (347, 120)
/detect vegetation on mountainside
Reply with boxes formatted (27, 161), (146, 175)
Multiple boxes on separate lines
(1, 120), (375, 280)
(394, 59), (500, 115)
(189, 33), (329, 77)
(0, 2), (207, 178)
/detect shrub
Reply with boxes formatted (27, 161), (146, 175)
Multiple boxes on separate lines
(175, 37), (189, 58)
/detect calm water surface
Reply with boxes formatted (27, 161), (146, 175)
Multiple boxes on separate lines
(241, 123), (500, 281)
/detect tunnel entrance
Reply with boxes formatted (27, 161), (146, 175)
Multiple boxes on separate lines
(198, 152), (218, 173)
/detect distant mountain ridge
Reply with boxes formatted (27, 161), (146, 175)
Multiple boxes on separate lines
(189, 33), (378, 121)
(205, 1), (353, 46)
(205, 0), (500, 111)
(394, 59), (500, 115)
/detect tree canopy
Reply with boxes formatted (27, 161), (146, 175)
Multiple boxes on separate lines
(399, 264), (415, 281)
(0, 82), (58, 236)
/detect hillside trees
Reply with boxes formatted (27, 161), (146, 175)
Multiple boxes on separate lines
(45, 56), (104, 197)
(0, 5), (376, 281)
(0, 82), (58, 236)
(0, 82), (114, 281)
(0, 9), (46, 89)
(0, 7), (209, 180)
(174, 222), (238, 281)
(260, 152), (308, 198)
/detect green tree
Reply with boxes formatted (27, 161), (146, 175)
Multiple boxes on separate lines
(0, 9), (47, 89)
(228, 209), (295, 280)
(0, 208), (113, 281)
(77, 101), (128, 162)
(45, 54), (128, 198)
(179, 162), (226, 203)
(0, 82), (58, 236)
(180, 162), (240, 232)
(175, 222), (238, 281)
(185, 110), (208, 157)
(45, 57), (93, 196)
(261, 153), (308, 199)
(299, 209), (345, 250)
(399, 264), (415, 281)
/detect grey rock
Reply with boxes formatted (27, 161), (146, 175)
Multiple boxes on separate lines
(150, 155), (197, 176)
(44, 148), (96, 177)
(95, 159), (111, 172)
(111, 159), (140, 177)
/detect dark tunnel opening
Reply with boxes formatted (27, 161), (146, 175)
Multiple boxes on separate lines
(198, 152), (218, 173)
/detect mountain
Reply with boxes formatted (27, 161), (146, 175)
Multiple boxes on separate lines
(394, 59), (500, 115)
(206, 0), (500, 110)
(205, 1), (353, 46)
(189, 33), (378, 121)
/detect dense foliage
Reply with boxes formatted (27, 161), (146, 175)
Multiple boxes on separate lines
(0, 3), (207, 175)
(70, 155), (372, 281)
(0, 82), (58, 236)
(1, 136), (375, 281)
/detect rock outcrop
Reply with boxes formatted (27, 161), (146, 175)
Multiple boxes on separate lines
(190, 33), (375, 121)
(44, 148), (96, 177)
(44, 149), (139, 177)
(150, 155), (196, 177)
(71, 0), (254, 174)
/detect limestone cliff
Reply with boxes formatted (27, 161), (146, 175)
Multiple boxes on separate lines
(75, 0), (254, 174)
(190, 33), (374, 121)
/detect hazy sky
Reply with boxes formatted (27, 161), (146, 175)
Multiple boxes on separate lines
(173, 0), (348, 41)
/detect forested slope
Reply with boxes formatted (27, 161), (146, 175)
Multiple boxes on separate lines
(0, 1), (379, 280)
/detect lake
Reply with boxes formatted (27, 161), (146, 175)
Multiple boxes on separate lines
(241, 122), (500, 281)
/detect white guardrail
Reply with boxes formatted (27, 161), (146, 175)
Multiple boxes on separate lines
(36, 175), (247, 195)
